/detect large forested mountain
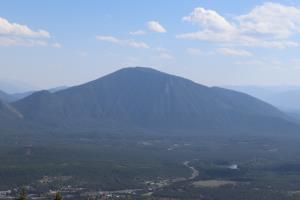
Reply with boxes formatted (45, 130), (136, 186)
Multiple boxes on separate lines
(11, 67), (299, 134)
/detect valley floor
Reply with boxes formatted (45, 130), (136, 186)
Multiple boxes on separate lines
(1, 131), (300, 199)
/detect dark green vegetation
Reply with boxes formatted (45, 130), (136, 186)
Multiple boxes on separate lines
(0, 132), (190, 191)
(15, 189), (63, 200)
(1, 67), (300, 199)
(54, 192), (63, 200)
(16, 188), (27, 200)
(1, 131), (300, 199)
(151, 135), (300, 200)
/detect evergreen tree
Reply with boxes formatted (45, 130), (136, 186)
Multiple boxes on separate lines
(54, 192), (63, 200)
(16, 188), (27, 200)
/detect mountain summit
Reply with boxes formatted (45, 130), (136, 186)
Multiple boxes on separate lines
(13, 67), (298, 134)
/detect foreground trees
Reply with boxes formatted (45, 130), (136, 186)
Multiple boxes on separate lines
(16, 188), (27, 200)
(54, 192), (63, 200)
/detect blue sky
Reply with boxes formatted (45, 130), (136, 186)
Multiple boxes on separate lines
(0, 0), (300, 90)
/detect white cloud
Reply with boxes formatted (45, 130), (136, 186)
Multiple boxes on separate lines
(129, 30), (146, 35)
(182, 7), (235, 32)
(96, 35), (149, 49)
(237, 2), (300, 39)
(96, 35), (120, 43)
(0, 17), (51, 47)
(217, 48), (252, 57)
(126, 40), (149, 48)
(148, 21), (167, 33)
(177, 3), (300, 49)
(0, 17), (50, 38)
(52, 42), (62, 48)
(0, 37), (47, 47)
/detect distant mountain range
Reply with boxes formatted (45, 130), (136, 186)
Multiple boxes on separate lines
(0, 86), (68, 103)
(0, 80), (39, 94)
(6, 67), (298, 135)
(227, 86), (300, 111)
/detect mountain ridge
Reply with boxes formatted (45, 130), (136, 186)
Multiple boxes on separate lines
(12, 67), (299, 135)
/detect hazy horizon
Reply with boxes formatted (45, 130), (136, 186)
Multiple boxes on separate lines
(4, 66), (300, 93)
